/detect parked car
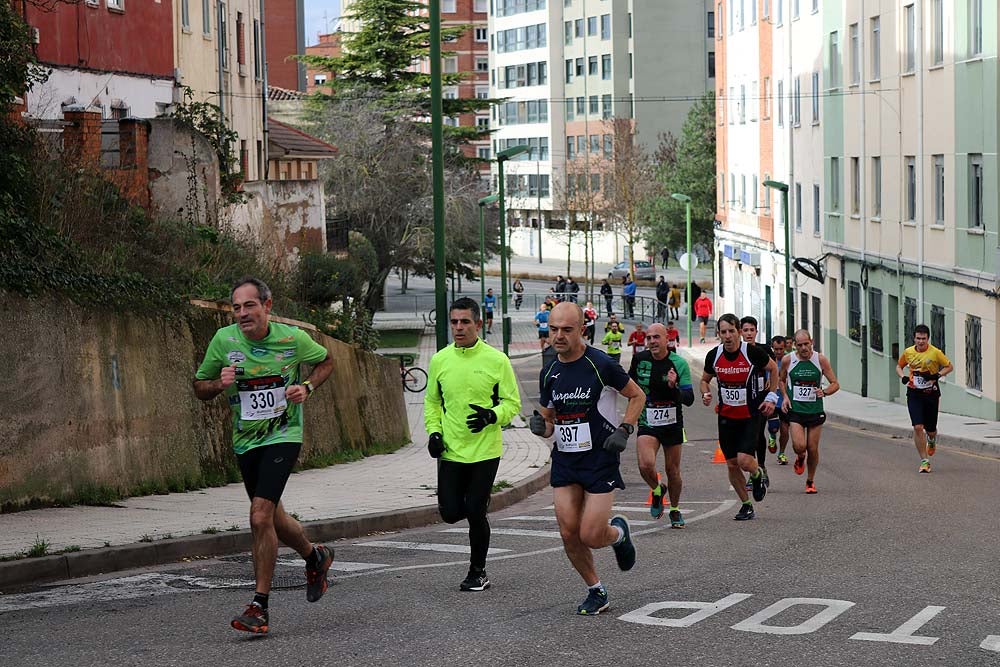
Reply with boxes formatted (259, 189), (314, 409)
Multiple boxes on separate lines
(609, 260), (656, 281)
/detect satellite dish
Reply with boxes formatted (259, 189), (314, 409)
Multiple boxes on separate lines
(678, 253), (699, 271)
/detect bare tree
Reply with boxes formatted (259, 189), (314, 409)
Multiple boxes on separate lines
(603, 118), (659, 278)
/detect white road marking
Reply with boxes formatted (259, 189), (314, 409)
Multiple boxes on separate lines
(442, 527), (561, 538)
(355, 541), (511, 554)
(276, 557), (389, 572)
(500, 515), (657, 526)
(619, 593), (754, 627)
(0, 573), (253, 613)
(981, 636), (1000, 652)
(731, 598), (856, 635)
(850, 606), (945, 645)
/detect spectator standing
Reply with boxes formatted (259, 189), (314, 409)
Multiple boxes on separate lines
(567, 277), (580, 303)
(600, 279), (614, 317)
(668, 284), (681, 321)
(622, 276), (637, 319)
(655, 277), (670, 322)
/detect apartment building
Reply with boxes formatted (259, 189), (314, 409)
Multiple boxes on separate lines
(716, 0), (999, 419)
(491, 0), (714, 264)
(305, 31), (343, 94)
(265, 0), (307, 91)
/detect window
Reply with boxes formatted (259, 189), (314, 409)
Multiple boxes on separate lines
(872, 156), (881, 217)
(565, 101), (574, 120)
(966, 315), (982, 390)
(476, 56), (489, 72)
(236, 12), (245, 68)
(588, 55), (598, 76)
(848, 281), (861, 342)
(931, 305), (946, 352)
(575, 18), (583, 37)
(904, 297), (917, 339)
(588, 16), (597, 36)
(811, 71), (820, 122)
(970, 0), (983, 56)
(828, 31), (839, 88)
(602, 94), (612, 119)
(739, 0), (745, 30)
(849, 23), (860, 84)
(478, 146), (490, 160)
(708, 11), (715, 38)
(870, 16), (881, 79)
(801, 292), (809, 332)
(202, 0), (211, 35)
(589, 95), (598, 114)
(476, 116), (490, 128)
(601, 14), (611, 39)
(811, 0), (818, 11)
(812, 296), (822, 352)
(565, 59), (573, 83)
(795, 182), (802, 230)
(443, 0), (456, 11)
(475, 85), (489, 100)
(751, 0), (756, 24)
(729, 0), (734, 33)
(970, 153), (984, 228)
(792, 0), (799, 19)
(603, 134), (612, 157)
(933, 154), (945, 226)
(218, 2), (228, 69)
(475, 0), (488, 11)
(777, 80), (784, 127)
(181, 0), (190, 29)
(708, 52), (716, 79)
(602, 54), (611, 79)
(904, 4), (915, 73)
(776, 0), (783, 25)
(566, 137), (575, 160)
(107, 0), (123, 10)
(253, 19), (260, 78)
(590, 134), (600, 153)
(752, 175), (758, 210)
(793, 76), (800, 126)
(763, 0), (770, 19)
(576, 97), (585, 115)
(828, 158), (839, 212)
(720, 173), (726, 209)
(731, 174), (736, 207)
(443, 57), (458, 74)
(931, 0), (943, 65)
(629, 52), (633, 79)
(591, 173), (601, 192)
(475, 27), (488, 42)
(850, 157), (860, 215)
(741, 174), (746, 209)
(314, 74), (327, 85)
(740, 84), (746, 123)
(729, 86), (735, 124)
(869, 288), (883, 352)
(905, 156), (916, 221)
(813, 184), (821, 234)
(576, 57), (584, 76)
(564, 20), (573, 45)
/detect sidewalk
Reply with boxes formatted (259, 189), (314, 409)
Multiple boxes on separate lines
(0, 332), (551, 588)
(488, 253), (713, 286)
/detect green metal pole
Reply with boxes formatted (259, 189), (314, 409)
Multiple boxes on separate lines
(479, 204), (486, 309)
(685, 202), (692, 348)
(498, 160), (509, 356)
(430, 0), (448, 350)
(784, 189), (793, 335)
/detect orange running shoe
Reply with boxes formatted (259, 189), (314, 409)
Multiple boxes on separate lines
(805, 481), (817, 494)
(927, 436), (937, 457)
(793, 453), (806, 476)
(231, 603), (269, 634)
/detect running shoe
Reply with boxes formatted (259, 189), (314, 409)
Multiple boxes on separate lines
(793, 453), (806, 476)
(305, 545), (334, 603)
(805, 481), (817, 494)
(919, 459), (931, 473)
(577, 586), (610, 615)
(609, 515), (636, 571)
(734, 503), (755, 521)
(649, 484), (666, 519)
(231, 603), (269, 634)
(777, 452), (789, 465)
(459, 568), (491, 592)
(669, 509), (686, 529)
(927, 436), (937, 457)
(751, 471), (767, 502)
(767, 435), (778, 454)
(761, 466), (771, 489)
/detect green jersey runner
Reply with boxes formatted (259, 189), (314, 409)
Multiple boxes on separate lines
(787, 351), (824, 415)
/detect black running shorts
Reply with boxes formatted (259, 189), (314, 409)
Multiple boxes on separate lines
(786, 411), (827, 428)
(637, 425), (684, 447)
(237, 442), (301, 503)
(550, 449), (625, 494)
(717, 416), (760, 460)
(906, 390), (940, 433)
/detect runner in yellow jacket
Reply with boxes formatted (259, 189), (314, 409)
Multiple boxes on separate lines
(425, 297), (522, 591)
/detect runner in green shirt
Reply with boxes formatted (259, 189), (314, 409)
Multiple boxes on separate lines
(194, 277), (336, 635)
(778, 329), (840, 495)
(602, 322), (623, 361)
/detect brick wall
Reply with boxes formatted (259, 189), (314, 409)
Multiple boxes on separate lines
(62, 108), (150, 208)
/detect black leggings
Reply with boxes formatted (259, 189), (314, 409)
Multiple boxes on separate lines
(756, 421), (768, 467)
(438, 457), (501, 570)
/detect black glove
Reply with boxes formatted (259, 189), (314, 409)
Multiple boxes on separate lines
(428, 432), (445, 458)
(901, 375), (909, 385)
(466, 404), (498, 433)
(928, 373), (940, 382)
(529, 410), (547, 436)
(603, 426), (630, 453)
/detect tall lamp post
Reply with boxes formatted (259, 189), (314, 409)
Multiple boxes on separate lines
(478, 194), (499, 319)
(670, 193), (693, 348)
(429, 0), (447, 350)
(764, 180), (793, 336)
(496, 144), (530, 356)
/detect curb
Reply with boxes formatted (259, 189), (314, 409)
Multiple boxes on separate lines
(0, 463), (551, 592)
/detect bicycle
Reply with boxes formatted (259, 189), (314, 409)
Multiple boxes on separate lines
(399, 357), (428, 393)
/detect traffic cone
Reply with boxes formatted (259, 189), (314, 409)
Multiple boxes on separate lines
(645, 473), (662, 506)
(712, 443), (727, 464)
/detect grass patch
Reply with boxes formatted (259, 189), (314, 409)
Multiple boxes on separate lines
(298, 439), (408, 470)
(26, 535), (50, 558)
(491, 480), (513, 493)
(375, 329), (422, 349)
(60, 545), (81, 553)
(139, 534), (154, 543)
(201, 527), (219, 535)
(226, 524), (241, 532)
(0, 552), (26, 562)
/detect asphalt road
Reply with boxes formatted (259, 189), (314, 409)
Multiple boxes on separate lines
(3, 353), (999, 666)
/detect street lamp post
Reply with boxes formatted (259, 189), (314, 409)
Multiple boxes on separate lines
(671, 193), (693, 348)
(496, 144), (530, 356)
(478, 194), (499, 333)
(764, 180), (793, 336)
(429, 0), (447, 350)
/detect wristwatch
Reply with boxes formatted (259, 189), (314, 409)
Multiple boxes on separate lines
(302, 380), (314, 397)
(619, 423), (635, 435)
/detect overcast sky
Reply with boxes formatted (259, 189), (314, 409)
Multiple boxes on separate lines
(304, 0), (342, 46)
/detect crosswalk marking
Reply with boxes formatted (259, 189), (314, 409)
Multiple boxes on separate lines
(356, 540), (512, 554)
(501, 515), (657, 526)
(442, 527), (562, 539)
